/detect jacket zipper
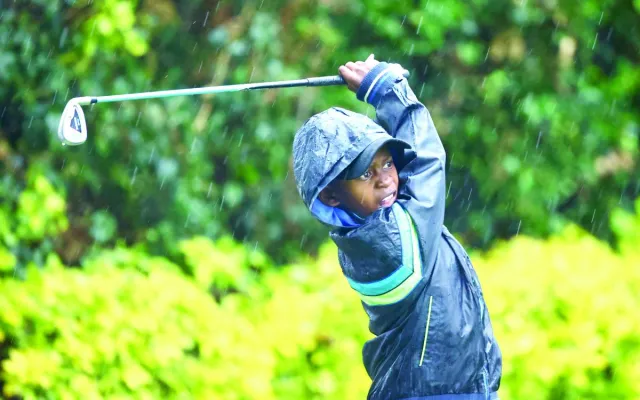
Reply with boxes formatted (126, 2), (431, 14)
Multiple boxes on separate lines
(419, 295), (433, 366)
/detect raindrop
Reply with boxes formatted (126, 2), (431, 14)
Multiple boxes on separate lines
(190, 138), (198, 153)
(401, 16), (406, 26)
(619, 188), (625, 204)
(219, 195), (225, 211)
(536, 131), (543, 148)
(23, 35), (32, 55)
(592, 33), (598, 50)
(27, 116), (33, 129)
(515, 220), (521, 236)
(207, 182), (213, 198)
(184, 212), (191, 227)
(198, 61), (203, 73)
(416, 16), (423, 34)
(606, 28), (613, 41)
(591, 209), (596, 223)
(1, 107), (6, 119)
(300, 233), (308, 248)
(130, 166), (138, 185)
(148, 146), (155, 164)
(135, 111), (142, 127)
(160, 176), (166, 189)
(446, 181), (452, 199)
(59, 27), (68, 48)
(467, 188), (473, 201)
(90, 20), (96, 37)
(202, 11), (210, 27)
(419, 82), (425, 97)
(52, 90), (57, 104)
(596, 218), (604, 235)
(608, 99), (617, 116)
(598, 11), (604, 25)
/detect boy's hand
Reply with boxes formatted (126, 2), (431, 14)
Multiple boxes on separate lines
(339, 54), (379, 93)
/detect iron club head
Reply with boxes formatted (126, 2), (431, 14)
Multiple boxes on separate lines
(58, 98), (90, 146)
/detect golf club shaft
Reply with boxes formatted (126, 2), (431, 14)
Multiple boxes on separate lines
(72, 72), (410, 106)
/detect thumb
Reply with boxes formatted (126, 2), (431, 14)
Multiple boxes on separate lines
(366, 53), (375, 62)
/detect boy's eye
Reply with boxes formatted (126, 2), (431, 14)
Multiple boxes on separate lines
(383, 159), (393, 169)
(358, 170), (373, 181)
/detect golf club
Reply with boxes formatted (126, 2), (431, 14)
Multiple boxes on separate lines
(57, 71), (410, 146)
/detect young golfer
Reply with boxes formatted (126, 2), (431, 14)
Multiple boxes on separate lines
(292, 55), (502, 400)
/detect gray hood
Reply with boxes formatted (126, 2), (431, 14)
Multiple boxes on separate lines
(292, 107), (415, 228)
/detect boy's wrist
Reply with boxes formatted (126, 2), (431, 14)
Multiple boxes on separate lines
(356, 62), (403, 106)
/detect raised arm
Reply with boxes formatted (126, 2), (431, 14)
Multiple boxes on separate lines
(340, 57), (447, 270)
(341, 58), (446, 212)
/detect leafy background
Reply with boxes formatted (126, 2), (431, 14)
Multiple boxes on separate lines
(0, 0), (638, 398)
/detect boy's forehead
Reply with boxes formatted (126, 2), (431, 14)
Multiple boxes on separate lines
(373, 145), (392, 158)
(363, 146), (393, 169)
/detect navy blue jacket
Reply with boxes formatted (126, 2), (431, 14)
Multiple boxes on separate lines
(292, 63), (502, 400)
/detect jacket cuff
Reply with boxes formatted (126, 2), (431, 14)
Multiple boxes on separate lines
(356, 62), (402, 106)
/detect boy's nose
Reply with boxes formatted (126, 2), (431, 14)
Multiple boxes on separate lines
(376, 172), (392, 188)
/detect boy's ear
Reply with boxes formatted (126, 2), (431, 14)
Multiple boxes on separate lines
(318, 186), (341, 207)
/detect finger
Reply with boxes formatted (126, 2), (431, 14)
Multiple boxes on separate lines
(366, 54), (375, 62)
(356, 61), (364, 66)
(339, 65), (357, 80)
(365, 55), (379, 68)
(345, 61), (357, 70)
(389, 63), (407, 76)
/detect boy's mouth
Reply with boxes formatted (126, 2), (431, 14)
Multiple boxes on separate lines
(380, 191), (397, 207)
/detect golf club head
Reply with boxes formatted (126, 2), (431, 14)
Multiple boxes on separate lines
(58, 100), (87, 146)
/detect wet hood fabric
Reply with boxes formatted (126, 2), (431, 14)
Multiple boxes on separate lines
(292, 107), (415, 227)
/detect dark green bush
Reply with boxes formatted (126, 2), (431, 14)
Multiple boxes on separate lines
(1, 0), (637, 266)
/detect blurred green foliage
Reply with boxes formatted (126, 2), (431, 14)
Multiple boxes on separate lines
(0, 0), (637, 265)
(1, 174), (639, 399)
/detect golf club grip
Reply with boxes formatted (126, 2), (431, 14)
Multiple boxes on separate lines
(306, 70), (411, 87)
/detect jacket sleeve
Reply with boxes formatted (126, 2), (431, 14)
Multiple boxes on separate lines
(357, 63), (447, 240)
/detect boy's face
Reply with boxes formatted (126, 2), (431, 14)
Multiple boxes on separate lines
(319, 146), (399, 217)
